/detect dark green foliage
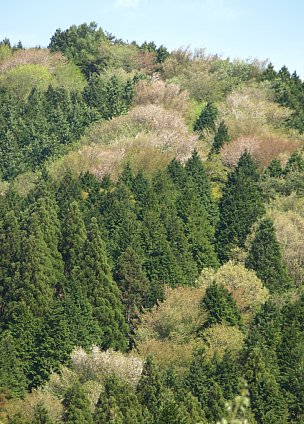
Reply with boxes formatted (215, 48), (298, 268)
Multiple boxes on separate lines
(201, 282), (242, 328)
(78, 217), (128, 350)
(244, 346), (289, 423)
(216, 151), (265, 262)
(30, 299), (71, 388)
(186, 349), (227, 422)
(48, 22), (106, 77)
(63, 382), (93, 424)
(245, 218), (292, 292)
(278, 294), (304, 421)
(266, 159), (283, 177)
(0, 87), (98, 180)
(94, 375), (143, 424)
(0, 331), (26, 398)
(137, 356), (164, 416)
(115, 247), (148, 329)
(284, 151), (304, 174)
(60, 201), (87, 274)
(211, 120), (230, 153)
(193, 102), (218, 132)
(83, 74), (135, 119)
(263, 64), (304, 133)
(185, 150), (218, 226)
(32, 401), (53, 424)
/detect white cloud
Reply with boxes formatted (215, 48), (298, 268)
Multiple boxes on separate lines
(115, 0), (141, 8)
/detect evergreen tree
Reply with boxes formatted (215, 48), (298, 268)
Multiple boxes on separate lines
(30, 299), (72, 388)
(216, 151), (265, 262)
(63, 382), (93, 424)
(78, 217), (128, 350)
(185, 150), (218, 226)
(244, 346), (289, 423)
(211, 120), (230, 153)
(193, 102), (217, 132)
(186, 349), (226, 422)
(266, 159), (283, 178)
(60, 201), (87, 274)
(245, 218), (292, 292)
(0, 211), (21, 315)
(0, 331), (26, 398)
(32, 401), (53, 424)
(137, 356), (164, 417)
(200, 282), (243, 328)
(94, 375), (143, 424)
(115, 247), (148, 328)
(176, 181), (218, 271)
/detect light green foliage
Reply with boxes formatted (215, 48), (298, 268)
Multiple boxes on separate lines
(268, 194), (304, 286)
(197, 262), (269, 323)
(0, 64), (53, 100)
(52, 62), (86, 91)
(0, 44), (12, 62)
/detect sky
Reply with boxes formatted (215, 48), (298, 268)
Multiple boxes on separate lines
(1, 0), (303, 76)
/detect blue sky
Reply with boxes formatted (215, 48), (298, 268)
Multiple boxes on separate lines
(1, 0), (303, 76)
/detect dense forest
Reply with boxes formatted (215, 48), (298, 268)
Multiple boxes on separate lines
(0, 22), (303, 423)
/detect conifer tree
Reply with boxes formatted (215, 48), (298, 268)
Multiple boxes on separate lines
(266, 159), (283, 177)
(17, 213), (55, 316)
(31, 299), (72, 388)
(201, 282), (243, 328)
(193, 102), (218, 132)
(245, 218), (292, 292)
(79, 217), (128, 350)
(185, 150), (218, 226)
(32, 401), (53, 424)
(137, 356), (164, 417)
(0, 211), (21, 315)
(177, 181), (218, 271)
(244, 346), (289, 424)
(115, 247), (148, 328)
(186, 348), (226, 422)
(63, 382), (93, 424)
(216, 151), (265, 262)
(211, 120), (230, 154)
(167, 158), (188, 190)
(0, 331), (27, 398)
(60, 201), (87, 274)
(94, 375), (143, 424)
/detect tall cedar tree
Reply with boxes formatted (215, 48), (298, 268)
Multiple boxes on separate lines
(63, 382), (93, 424)
(0, 211), (21, 316)
(78, 217), (128, 350)
(216, 151), (265, 262)
(193, 102), (218, 132)
(211, 120), (230, 154)
(137, 356), (164, 418)
(245, 218), (292, 292)
(176, 181), (218, 271)
(94, 375), (143, 424)
(0, 331), (27, 398)
(186, 348), (226, 422)
(185, 150), (218, 226)
(60, 201), (87, 274)
(200, 282), (242, 328)
(32, 401), (54, 424)
(115, 246), (148, 328)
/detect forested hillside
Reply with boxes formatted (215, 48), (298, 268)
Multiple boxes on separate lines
(0, 23), (303, 423)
